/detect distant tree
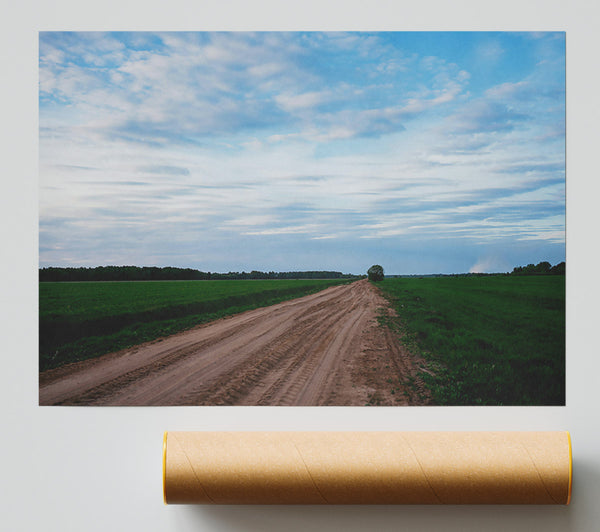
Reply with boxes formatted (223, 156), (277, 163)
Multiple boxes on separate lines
(511, 261), (565, 276)
(367, 264), (384, 282)
(550, 261), (566, 275)
(536, 261), (552, 274)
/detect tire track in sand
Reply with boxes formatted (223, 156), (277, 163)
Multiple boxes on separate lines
(39, 279), (430, 406)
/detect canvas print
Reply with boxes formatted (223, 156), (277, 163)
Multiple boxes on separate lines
(38, 32), (565, 406)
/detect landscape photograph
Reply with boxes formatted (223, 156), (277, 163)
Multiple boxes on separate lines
(38, 31), (565, 406)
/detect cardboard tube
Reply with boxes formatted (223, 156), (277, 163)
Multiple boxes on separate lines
(163, 431), (572, 505)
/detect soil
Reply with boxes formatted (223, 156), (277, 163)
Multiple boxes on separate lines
(39, 279), (431, 406)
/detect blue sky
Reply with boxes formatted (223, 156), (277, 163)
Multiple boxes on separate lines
(39, 32), (565, 275)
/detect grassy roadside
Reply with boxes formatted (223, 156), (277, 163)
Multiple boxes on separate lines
(376, 275), (565, 405)
(40, 278), (351, 371)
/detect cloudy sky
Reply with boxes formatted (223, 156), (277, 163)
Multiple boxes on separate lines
(39, 32), (565, 275)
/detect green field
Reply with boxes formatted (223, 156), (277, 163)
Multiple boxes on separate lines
(39, 278), (350, 371)
(376, 275), (565, 405)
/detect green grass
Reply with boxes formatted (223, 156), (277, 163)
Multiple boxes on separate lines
(39, 279), (350, 371)
(376, 275), (565, 406)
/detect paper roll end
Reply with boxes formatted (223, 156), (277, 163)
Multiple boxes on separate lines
(163, 431), (168, 505)
(567, 431), (572, 505)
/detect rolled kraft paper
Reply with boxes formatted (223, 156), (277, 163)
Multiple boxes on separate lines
(163, 431), (572, 505)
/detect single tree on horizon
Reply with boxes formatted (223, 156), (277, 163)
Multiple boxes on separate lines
(367, 264), (384, 282)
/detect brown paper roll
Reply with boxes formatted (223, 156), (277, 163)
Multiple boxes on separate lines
(163, 431), (572, 505)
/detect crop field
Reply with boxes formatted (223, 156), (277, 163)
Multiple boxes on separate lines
(377, 275), (565, 405)
(39, 278), (351, 371)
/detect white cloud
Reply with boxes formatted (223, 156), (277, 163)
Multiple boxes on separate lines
(243, 224), (322, 236)
(485, 80), (530, 99)
(469, 256), (511, 273)
(223, 215), (277, 228)
(275, 90), (332, 112)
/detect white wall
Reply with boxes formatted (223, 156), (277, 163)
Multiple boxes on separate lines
(2, 1), (599, 530)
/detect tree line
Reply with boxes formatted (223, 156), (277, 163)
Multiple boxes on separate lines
(511, 261), (565, 276)
(39, 266), (358, 282)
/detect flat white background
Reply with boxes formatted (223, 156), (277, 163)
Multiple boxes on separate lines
(1, 1), (599, 530)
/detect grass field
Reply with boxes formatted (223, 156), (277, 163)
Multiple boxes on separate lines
(39, 278), (351, 371)
(377, 275), (565, 406)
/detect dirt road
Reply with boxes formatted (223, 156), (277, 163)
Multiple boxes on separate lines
(39, 280), (430, 406)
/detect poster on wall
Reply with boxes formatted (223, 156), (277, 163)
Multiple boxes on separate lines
(38, 31), (565, 407)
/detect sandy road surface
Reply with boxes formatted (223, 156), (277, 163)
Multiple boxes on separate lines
(39, 279), (430, 406)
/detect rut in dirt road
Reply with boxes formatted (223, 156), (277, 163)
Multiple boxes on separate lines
(39, 279), (431, 406)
